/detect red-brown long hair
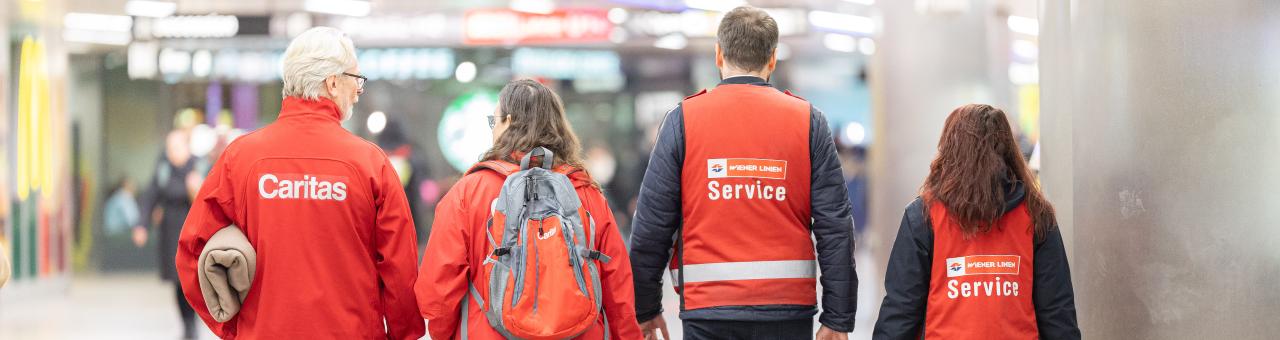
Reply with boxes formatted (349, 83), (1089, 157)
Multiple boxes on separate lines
(922, 104), (1055, 240)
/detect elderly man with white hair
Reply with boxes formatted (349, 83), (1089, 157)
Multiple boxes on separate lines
(174, 27), (424, 340)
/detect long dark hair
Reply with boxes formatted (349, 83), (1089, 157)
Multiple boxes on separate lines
(922, 104), (1055, 240)
(479, 79), (592, 182)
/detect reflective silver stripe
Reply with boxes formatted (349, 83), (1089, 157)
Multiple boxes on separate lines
(674, 260), (816, 285)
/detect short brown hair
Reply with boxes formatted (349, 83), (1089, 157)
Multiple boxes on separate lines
(717, 6), (779, 72)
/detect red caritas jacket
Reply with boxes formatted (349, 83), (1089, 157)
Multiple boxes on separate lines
(175, 97), (425, 340)
(415, 162), (643, 340)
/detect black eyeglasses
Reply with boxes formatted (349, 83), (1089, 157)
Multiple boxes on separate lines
(487, 115), (497, 129)
(342, 72), (367, 89)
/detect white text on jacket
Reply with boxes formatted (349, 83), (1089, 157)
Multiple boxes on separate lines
(259, 173), (348, 201)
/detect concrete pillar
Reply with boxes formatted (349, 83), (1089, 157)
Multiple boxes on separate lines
(1040, 1), (1280, 338)
(862, 0), (1008, 331)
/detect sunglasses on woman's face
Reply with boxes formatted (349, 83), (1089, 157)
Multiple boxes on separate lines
(487, 115), (496, 129)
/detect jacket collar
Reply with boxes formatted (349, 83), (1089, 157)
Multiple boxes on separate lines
(279, 97), (343, 123)
(1001, 175), (1027, 214)
(718, 75), (772, 87)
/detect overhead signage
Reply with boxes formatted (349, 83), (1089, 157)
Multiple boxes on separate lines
(623, 8), (807, 38)
(463, 9), (614, 45)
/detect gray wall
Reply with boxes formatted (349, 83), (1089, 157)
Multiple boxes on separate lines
(1040, 1), (1280, 338)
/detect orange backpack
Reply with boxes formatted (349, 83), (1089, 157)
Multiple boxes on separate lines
(465, 148), (611, 340)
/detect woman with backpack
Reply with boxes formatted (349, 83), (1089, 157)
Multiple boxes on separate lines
(873, 104), (1081, 340)
(416, 79), (643, 340)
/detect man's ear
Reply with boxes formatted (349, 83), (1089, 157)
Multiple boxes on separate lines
(715, 44), (725, 69)
(325, 75), (338, 98)
(765, 50), (778, 73)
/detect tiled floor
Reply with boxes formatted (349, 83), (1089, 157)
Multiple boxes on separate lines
(0, 274), (217, 340)
(0, 243), (877, 340)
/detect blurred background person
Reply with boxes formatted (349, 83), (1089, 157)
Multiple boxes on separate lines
(375, 113), (437, 245)
(102, 177), (142, 238)
(841, 144), (869, 239)
(137, 116), (209, 340)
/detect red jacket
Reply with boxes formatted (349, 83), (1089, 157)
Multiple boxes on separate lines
(415, 163), (643, 340)
(175, 97), (424, 339)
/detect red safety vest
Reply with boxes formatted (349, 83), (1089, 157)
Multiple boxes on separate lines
(925, 201), (1038, 339)
(673, 84), (815, 310)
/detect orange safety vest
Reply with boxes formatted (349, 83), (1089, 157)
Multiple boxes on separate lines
(672, 84), (816, 310)
(925, 201), (1038, 339)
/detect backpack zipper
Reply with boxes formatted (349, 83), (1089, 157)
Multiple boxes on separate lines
(532, 219), (542, 314)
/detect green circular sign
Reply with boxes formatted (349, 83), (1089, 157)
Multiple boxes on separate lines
(437, 90), (499, 172)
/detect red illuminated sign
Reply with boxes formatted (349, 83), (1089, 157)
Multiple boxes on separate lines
(463, 9), (614, 45)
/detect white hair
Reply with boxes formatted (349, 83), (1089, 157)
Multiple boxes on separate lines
(280, 27), (356, 100)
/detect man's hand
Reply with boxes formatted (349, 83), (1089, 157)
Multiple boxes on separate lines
(816, 325), (848, 340)
(185, 172), (204, 200)
(132, 226), (148, 247)
(639, 315), (670, 340)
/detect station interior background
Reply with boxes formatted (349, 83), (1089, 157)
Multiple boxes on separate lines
(0, 0), (1277, 339)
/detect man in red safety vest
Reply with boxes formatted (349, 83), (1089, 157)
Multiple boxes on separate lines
(629, 6), (858, 340)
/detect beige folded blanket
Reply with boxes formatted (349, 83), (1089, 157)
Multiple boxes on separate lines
(198, 225), (257, 322)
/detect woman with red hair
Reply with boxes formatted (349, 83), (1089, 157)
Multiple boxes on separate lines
(874, 104), (1080, 340)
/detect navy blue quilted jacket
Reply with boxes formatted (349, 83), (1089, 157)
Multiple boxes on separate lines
(629, 76), (858, 332)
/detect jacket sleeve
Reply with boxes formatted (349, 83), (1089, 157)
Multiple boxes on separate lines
(583, 188), (645, 339)
(629, 104), (685, 323)
(374, 159), (426, 340)
(809, 107), (858, 332)
(175, 153), (239, 339)
(873, 199), (931, 340)
(416, 182), (470, 340)
(1033, 226), (1081, 340)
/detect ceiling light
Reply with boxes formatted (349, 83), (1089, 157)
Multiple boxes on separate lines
(125, 0), (177, 18)
(455, 61), (477, 83)
(510, 0), (555, 15)
(684, 0), (745, 12)
(64, 12), (133, 32)
(1007, 15), (1039, 36)
(823, 33), (857, 53)
(654, 33), (688, 50)
(809, 11), (875, 35)
(367, 111), (387, 134)
(304, 0), (371, 17)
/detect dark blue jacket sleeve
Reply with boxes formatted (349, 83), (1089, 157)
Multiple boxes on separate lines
(809, 107), (859, 332)
(873, 198), (931, 340)
(629, 104), (685, 323)
(1033, 227), (1081, 339)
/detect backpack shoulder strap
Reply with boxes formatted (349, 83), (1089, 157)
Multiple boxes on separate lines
(467, 160), (519, 177)
(583, 212), (610, 263)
